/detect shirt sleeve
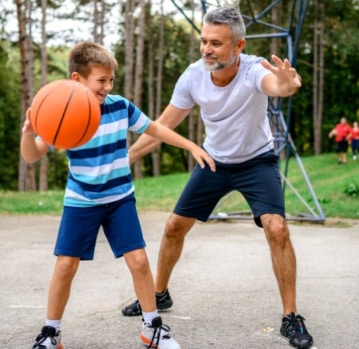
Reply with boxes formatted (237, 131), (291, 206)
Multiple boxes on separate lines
(128, 100), (151, 134)
(170, 67), (196, 110)
(251, 58), (272, 92)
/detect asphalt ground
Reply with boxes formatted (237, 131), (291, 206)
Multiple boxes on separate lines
(0, 212), (358, 349)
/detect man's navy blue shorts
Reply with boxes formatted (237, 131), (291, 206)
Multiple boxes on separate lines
(54, 193), (146, 260)
(174, 150), (285, 227)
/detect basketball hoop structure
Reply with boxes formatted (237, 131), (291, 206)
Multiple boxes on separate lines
(170, 0), (326, 223)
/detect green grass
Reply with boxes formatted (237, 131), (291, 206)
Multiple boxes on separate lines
(1, 153), (359, 219)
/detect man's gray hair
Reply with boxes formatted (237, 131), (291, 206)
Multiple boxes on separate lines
(203, 7), (246, 40)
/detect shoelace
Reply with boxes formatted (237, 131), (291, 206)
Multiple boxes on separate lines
(33, 336), (57, 348)
(33, 328), (58, 349)
(146, 324), (171, 349)
(283, 314), (307, 338)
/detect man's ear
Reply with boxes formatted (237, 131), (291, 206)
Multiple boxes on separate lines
(235, 39), (246, 54)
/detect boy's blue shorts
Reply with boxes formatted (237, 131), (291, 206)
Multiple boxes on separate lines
(174, 150), (285, 228)
(55, 193), (146, 260)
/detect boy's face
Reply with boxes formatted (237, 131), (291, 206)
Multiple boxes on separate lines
(72, 65), (114, 104)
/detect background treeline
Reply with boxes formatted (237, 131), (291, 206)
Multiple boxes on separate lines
(0, 0), (358, 191)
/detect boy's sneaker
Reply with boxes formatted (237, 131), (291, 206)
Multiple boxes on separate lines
(141, 316), (180, 349)
(32, 326), (63, 349)
(122, 289), (173, 316)
(280, 312), (313, 349)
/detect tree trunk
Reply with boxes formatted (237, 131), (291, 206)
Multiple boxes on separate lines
(16, 0), (36, 191)
(93, 0), (105, 44)
(187, 0), (196, 172)
(132, 0), (146, 179)
(313, 1), (324, 155)
(151, 0), (165, 177)
(123, 0), (135, 172)
(39, 0), (48, 191)
(124, 0), (135, 101)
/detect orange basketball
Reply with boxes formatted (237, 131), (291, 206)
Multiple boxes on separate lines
(30, 79), (101, 149)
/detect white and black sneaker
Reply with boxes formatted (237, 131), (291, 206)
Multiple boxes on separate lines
(32, 326), (63, 349)
(141, 316), (180, 349)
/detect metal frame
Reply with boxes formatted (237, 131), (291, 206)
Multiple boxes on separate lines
(170, 0), (325, 223)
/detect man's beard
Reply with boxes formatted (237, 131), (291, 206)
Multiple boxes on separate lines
(202, 53), (237, 71)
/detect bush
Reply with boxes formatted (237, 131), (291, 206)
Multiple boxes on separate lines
(343, 183), (359, 197)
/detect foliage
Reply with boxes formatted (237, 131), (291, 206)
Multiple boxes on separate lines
(0, 1), (358, 189)
(113, 12), (198, 176)
(0, 40), (21, 190)
(1, 153), (359, 220)
(293, 0), (359, 154)
(343, 182), (359, 198)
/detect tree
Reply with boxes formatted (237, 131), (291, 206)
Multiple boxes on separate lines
(312, 0), (325, 155)
(39, 0), (48, 191)
(132, 0), (147, 179)
(187, 0), (199, 172)
(16, 0), (36, 191)
(93, 0), (105, 44)
(1, 0), (358, 190)
(151, 0), (165, 177)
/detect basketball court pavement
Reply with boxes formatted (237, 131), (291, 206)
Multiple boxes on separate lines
(0, 212), (358, 348)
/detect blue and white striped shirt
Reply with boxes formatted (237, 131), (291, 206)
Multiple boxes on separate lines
(63, 94), (150, 207)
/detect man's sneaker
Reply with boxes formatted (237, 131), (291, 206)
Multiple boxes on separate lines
(32, 326), (63, 349)
(141, 316), (180, 349)
(121, 289), (173, 316)
(280, 312), (313, 349)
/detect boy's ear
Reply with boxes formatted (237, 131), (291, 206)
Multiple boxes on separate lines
(70, 72), (81, 81)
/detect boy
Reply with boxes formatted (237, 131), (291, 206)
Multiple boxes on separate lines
(21, 41), (215, 349)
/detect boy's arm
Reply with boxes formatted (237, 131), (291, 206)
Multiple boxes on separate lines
(144, 118), (216, 172)
(129, 104), (191, 163)
(21, 111), (49, 163)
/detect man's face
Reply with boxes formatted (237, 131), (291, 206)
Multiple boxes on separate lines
(200, 24), (243, 71)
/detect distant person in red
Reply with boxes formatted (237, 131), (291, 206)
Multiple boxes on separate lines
(349, 121), (359, 160)
(328, 117), (352, 164)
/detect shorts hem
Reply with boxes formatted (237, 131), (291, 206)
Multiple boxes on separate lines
(254, 211), (286, 228)
(173, 208), (208, 222)
(54, 250), (93, 261)
(115, 243), (147, 258)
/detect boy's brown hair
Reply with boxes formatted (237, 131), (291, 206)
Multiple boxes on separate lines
(68, 41), (118, 78)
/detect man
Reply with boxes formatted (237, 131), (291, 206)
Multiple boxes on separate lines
(123, 7), (313, 349)
(328, 116), (352, 164)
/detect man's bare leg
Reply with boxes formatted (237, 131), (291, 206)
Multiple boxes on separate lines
(155, 213), (196, 293)
(261, 213), (297, 315)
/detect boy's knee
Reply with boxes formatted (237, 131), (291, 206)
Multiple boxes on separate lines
(125, 249), (150, 274)
(55, 256), (79, 278)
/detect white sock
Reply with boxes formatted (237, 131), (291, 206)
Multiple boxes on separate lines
(45, 319), (61, 332)
(142, 311), (159, 325)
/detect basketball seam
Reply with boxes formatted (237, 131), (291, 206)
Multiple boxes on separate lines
(52, 83), (77, 146)
(72, 88), (94, 147)
(33, 81), (67, 137)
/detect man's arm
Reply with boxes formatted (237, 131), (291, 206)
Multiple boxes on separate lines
(261, 54), (302, 97)
(129, 104), (192, 164)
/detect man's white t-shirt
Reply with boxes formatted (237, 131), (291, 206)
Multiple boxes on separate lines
(170, 53), (274, 164)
